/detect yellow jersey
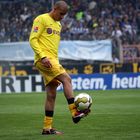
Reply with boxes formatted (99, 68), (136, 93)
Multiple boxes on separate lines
(29, 13), (61, 63)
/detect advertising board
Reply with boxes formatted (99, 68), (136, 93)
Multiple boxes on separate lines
(0, 73), (140, 93)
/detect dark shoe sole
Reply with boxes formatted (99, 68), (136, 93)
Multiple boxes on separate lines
(42, 129), (63, 135)
(72, 112), (85, 123)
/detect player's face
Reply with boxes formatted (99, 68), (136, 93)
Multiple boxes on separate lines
(54, 7), (68, 21)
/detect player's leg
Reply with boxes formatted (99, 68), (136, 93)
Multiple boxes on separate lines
(35, 61), (64, 134)
(42, 82), (63, 135)
(55, 73), (86, 123)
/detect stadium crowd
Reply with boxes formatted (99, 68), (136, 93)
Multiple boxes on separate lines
(0, 0), (140, 45)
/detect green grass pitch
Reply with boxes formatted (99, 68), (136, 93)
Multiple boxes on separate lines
(0, 89), (140, 140)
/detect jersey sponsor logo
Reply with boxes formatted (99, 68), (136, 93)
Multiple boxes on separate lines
(47, 28), (53, 34)
(33, 26), (38, 32)
(46, 28), (60, 35)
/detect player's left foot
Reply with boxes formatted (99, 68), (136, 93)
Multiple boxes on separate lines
(72, 111), (85, 123)
(72, 109), (91, 124)
(42, 128), (63, 135)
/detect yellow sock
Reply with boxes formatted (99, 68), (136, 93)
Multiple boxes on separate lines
(43, 116), (53, 130)
(68, 103), (77, 117)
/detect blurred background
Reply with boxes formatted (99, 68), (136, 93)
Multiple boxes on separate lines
(0, 0), (140, 92)
(0, 2), (140, 139)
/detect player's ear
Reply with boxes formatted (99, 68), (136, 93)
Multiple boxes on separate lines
(53, 5), (58, 11)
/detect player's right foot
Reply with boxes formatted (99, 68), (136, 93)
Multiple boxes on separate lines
(42, 128), (63, 135)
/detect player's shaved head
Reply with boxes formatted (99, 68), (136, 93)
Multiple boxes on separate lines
(50, 0), (68, 21)
(54, 1), (68, 10)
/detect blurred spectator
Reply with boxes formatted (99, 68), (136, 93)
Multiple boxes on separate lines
(112, 25), (123, 39)
(0, 0), (140, 44)
(136, 11), (140, 35)
(112, 54), (119, 63)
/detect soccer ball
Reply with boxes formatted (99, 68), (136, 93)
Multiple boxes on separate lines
(74, 93), (92, 111)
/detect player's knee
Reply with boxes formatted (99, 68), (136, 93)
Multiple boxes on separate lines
(64, 75), (72, 84)
(46, 85), (57, 101)
(47, 92), (56, 101)
(57, 73), (72, 84)
(67, 75), (71, 82)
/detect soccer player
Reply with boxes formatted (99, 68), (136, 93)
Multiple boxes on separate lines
(29, 0), (89, 135)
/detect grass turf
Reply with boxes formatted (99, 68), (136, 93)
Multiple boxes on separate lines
(0, 89), (140, 140)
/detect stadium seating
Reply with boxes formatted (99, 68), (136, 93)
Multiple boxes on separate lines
(0, 0), (140, 63)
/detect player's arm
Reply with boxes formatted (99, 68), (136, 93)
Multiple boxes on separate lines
(29, 16), (46, 59)
(29, 16), (52, 68)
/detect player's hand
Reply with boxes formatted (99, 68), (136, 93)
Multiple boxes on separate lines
(41, 57), (52, 68)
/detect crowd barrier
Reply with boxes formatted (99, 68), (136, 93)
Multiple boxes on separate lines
(0, 62), (140, 76)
